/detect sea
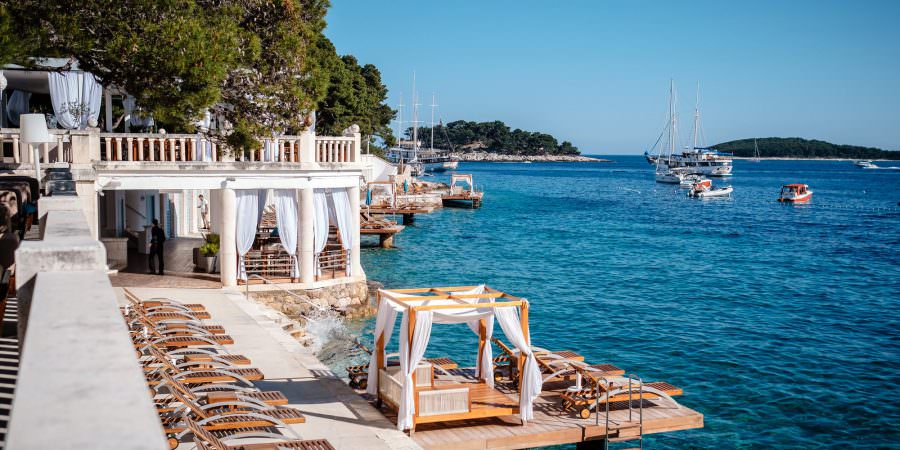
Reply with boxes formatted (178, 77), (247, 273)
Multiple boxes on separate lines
(320, 156), (900, 449)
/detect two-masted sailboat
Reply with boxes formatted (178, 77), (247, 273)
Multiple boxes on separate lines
(386, 75), (458, 175)
(646, 82), (734, 178)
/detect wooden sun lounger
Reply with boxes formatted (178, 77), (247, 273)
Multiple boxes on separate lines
(159, 389), (306, 448)
(186, 417), (334, 450)
(558, 365), (684, 419)
(184, 353), (252, 366)
(155, 370), (288, 410)
(143, 347), (265, 383)
(124, 288), (208, 312)
(135, 333), (235, 348)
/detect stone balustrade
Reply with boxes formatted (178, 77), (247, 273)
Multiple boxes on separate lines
(6, 196), (167, 449)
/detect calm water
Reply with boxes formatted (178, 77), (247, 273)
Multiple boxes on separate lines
(342, 156), (900, 448)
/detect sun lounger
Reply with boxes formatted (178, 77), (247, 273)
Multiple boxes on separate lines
(143, 346), (265, 384)
(185, 417), (334, 450)
(559, 366), (683, 419)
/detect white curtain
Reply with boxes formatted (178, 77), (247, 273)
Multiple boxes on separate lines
(6, 91), (31, 127)
(328, 189), (354, 275)
(453, 285), (494, 387)
(123, 95), (154, 128)
(274, 189), (299, 278)
(194, 139), (213, 161)
(312, 188), (330, 275)
(262, 140), (277, 162)
(495, 305), (542, 422)
(48, 72), (102, 129)
(398, 310), (433, 431)
(235, 190), (261, 280)
(365, 296), (399, 396)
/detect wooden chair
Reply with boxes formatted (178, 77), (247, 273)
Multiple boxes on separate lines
(185, 417), (334, 450)
(559, 365), (684, 419)
(154, 370), (288, 412)
(142, 345), (265, 385)
(123, 288), (207, 312)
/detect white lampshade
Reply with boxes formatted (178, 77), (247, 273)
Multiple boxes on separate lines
(0, 72), (7, 91)
(20, 114), (54, 144)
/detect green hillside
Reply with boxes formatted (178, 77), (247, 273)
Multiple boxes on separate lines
(713, 138), (900, 160)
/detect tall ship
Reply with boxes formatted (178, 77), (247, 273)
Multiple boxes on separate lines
(387, 79), (458, 175)
(645, 82), (733, 177)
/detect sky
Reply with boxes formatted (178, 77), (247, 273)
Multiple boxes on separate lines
(324, 0), (900, 154)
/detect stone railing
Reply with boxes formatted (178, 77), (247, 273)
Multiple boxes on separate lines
(0, 128), (362, 166)
(1, 128), (73, 164)
(315, 136), (359, 163)
(7, 196), (167, 449)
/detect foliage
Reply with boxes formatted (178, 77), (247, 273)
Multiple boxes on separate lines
(0, 6), (35, 65)
(714, 138), (900, 160)
(409, 120), (579, 156)
(199, 233), (220, 257)
(6, 0), (331, 152)
(315, 37), (396, 147)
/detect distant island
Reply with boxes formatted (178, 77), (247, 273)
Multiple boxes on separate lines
(713, 137), (900, 160)
(409, 120), (580, 157)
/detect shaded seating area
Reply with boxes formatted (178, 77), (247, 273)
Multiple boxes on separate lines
(366, 285), (544, 433)
(122, 289), (333, 449)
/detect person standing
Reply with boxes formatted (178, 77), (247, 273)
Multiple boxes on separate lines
(198, 194), (210, 229)
(149, 219), (166, 275)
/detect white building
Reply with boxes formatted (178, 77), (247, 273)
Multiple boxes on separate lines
(1, 62), (366, 289)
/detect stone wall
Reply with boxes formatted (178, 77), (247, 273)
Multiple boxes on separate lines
(249, 279), (374, 320)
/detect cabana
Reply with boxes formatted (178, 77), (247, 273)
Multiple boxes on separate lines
(366, 285), (543, 433)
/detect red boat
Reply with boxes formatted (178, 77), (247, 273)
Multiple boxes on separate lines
(778, 184), (813, 203)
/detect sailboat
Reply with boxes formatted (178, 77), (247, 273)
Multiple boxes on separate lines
(654, 80), (687, 184)
(386, 76), (457, 174)
(751, 139), (761, 162)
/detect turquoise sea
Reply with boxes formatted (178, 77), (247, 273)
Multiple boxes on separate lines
(341, 156), (900, 448)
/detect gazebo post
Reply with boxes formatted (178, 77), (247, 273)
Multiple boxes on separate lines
(374, 291), (384, 408)
(409, 307), (418, 434)
(518, 301), (530, 425)
(477, 318), (487, 382)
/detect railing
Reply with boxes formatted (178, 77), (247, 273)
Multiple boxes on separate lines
(1, 128), (72, 164)
(315, 136), (357, 163)
(0, 128), (361, 165)
(315, 248), (347, 279)
(243, 250), (294, 280)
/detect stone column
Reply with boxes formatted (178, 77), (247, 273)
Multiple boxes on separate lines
(298, 187), (315, 283)
(219, 188), (237, 287)
(348, 184), (362, 276)
(75, 181), (99, 240)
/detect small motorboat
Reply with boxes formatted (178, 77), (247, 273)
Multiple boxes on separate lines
(855, 160), (878, 169)
(688, 179), (732, 198)
(778, 184), (813, 203)
(656, 169), (686, 184)
(680, 174), (705, 188)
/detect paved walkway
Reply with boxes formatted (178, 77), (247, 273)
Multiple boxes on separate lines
(119, 287), (420, 450)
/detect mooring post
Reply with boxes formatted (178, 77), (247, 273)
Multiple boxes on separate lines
(380, 234), (394, 248)
(402, 213), (414, 225)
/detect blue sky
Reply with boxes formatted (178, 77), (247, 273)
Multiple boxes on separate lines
(325, 0), (900, 154)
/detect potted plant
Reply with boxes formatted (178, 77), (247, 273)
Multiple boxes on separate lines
(196, 233), (220, 273)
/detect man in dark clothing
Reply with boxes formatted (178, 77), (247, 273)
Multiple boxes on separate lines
(149, 219), (166, 275)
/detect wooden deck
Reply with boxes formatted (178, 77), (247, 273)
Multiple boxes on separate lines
(364, 380), (702, 449)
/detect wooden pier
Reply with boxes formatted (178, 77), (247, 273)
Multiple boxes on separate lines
(441, 192), (483, 209)
(366, 206), (435, 224)
(369, 383), (703, 449)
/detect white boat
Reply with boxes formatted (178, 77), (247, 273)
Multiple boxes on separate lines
(656, 170), (684, 184)
(855, 160), (878, 169)
(688, 179), (732, 198)
(652, 80), (686, 184)
(387, 89), (459, 174)
(646, 82), (733, 176)
(751, 139), (761, 163)
(679, 173), (705, 188)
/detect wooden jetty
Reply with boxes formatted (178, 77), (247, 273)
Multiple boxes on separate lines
(442, 174), (483, 208)
(357, 285), (703, 449)
(366, 205), (435, 224)
(360, 211), (405, 248)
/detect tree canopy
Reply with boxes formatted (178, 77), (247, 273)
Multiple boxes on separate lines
(714, 137), (900, 160)
(315, 37), (396, 148)
(409, 120), (579, 156)
(3, 0), (393, 152)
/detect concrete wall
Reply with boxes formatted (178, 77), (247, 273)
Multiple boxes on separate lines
(7, 196), (167, 449)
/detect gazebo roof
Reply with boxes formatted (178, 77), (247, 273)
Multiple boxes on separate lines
(378, 285), (525, 311)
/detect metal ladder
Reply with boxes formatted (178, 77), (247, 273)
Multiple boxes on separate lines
(596, 374), (644, 450)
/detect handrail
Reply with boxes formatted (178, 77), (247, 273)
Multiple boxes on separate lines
(243, 274), (328, 312)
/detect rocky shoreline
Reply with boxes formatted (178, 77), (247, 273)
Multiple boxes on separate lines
(455, 152), (611, 163)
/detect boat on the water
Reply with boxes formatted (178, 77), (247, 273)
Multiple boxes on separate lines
(387, 80), (459, 175)
(778, 184), (813, 203)
(855, 160), (878, 169)
(656, 169), (685, 184)
(646, 82), (733, 177)
(687, 179), (732, 198)
(680, 173), (705, 188)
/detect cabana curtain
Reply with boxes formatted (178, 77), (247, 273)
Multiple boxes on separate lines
(235, 189), (261, 280)
(397, 310), (433, 431)
(48, 72), (102, 129)
(329, 189), (354, 275)
(495, 305), (542, 421)
(193, 139), (214, 161)
(453, 286), (494, 386)
(274, 189), (300, 278)
(6, 91), (31, 127)
(312, 188), (330, 274)
(365, 296), (399, 396)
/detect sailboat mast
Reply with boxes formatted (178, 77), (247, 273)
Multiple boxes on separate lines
(412, 72), (419, 161)
(692, 82), (701, 150)
(668, 79), (677, 164)
(430, 93), (436, 151)
(396, 93), (404, 160)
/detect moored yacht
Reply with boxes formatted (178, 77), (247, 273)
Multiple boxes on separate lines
(855, 160), (878, 169)
(778, 184), (813, 203)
